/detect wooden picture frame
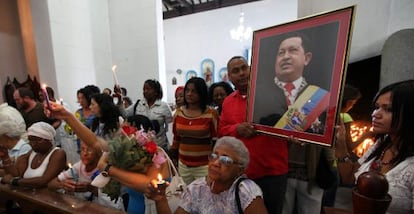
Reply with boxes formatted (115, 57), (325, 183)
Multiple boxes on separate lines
(247, 6), (355, 146)
(200, 58), (214, 86)
(185, 70), (198, 81)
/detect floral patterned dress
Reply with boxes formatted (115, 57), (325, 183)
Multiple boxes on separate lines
(180, 176), (263, 214)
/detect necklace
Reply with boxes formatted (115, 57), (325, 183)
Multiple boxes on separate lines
(370, 146), (396, 171)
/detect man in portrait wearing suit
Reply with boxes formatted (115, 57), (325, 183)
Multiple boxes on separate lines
(253, 32), (329, 134)
(252, 32), (334, 214)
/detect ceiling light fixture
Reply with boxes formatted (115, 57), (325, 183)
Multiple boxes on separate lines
(230, 10), (252, 42)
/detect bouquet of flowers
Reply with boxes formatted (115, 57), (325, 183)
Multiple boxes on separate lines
(102, 124), (166, 201)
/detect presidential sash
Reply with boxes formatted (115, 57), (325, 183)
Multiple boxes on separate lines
(274, 85), (330, 132)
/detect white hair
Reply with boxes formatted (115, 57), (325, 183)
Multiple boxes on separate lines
(0, 103), (26, 138)
(214, 136), (250, 169)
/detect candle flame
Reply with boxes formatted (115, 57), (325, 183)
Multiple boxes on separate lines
(42, 84), (47, 89)
(112, 65), (117, 72)
(350, 122), (375, 157)
(68, 163), (73, 168)
(157, 173), (162, 182)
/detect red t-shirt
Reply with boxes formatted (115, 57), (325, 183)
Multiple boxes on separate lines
(219, 91), (288, 179)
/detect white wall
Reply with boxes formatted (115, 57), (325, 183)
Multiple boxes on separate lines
(163, 0), (298, 103)
(31, 0), (56, 97)
(298, 0), (414, 62)
(108, 0), (164, 102)
(29, 0), (164, 109)
(43, 0), (113, 110)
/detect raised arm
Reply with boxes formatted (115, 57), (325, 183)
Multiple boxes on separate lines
(50, 102), (169, 192)
(96, 152), (169, 193)
(335, 122), (360, 185)
(49, 102), (103, 150)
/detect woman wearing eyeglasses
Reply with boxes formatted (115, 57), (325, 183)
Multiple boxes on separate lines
(146, 136), (268, 214)
(47, 141), (124, 210)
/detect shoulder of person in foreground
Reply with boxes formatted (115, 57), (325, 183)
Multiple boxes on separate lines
(238, 178), (268, 214)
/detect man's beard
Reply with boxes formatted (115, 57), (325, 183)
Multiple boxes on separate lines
(19, 101), (30, 111)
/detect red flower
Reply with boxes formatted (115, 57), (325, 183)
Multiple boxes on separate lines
(144, 141), (157, 154)
(121, 125), (138, 136)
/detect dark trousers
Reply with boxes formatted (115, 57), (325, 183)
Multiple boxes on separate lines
(321, 168), (339, 214)
(254, 174), (288, 214)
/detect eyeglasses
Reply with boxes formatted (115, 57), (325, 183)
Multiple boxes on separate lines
(80, 148), (94, 155)
(208, 153), (240, 166)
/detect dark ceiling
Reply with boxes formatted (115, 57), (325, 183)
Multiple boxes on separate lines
(162, 0), (262, 19)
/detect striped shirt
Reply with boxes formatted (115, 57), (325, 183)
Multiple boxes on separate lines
(172, 107), (219, 167)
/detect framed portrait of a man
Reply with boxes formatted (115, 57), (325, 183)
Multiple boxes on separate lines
(247, 6), (355, 146)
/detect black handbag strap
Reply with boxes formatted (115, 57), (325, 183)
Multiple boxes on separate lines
(132, 99), (140, 117)
(235, 177), (247, 214)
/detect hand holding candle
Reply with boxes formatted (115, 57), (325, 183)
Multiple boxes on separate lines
(68, 163), (78, 182)
(157, 173), (166, 190)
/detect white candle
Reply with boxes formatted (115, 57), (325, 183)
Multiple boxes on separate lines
(42, 84), (51, 109)
(157, 173), (166, 189)
(112, 65), (120, 86)
(68, 163), (78, 182)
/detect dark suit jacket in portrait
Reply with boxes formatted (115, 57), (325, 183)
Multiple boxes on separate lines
(252, 82), (328, 135)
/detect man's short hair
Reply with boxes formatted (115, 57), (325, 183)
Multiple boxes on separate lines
(17, 87), (35, 100)
(278, 32), (312, 53)
(226, 56), (247, 69)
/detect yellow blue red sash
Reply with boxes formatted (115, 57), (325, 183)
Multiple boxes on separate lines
(274, 85), (329, 131)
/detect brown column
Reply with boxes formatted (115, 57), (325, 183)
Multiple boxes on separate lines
(17, 0), (39, 78)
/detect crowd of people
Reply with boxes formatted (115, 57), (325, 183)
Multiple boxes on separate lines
(0, 52), (413, 214)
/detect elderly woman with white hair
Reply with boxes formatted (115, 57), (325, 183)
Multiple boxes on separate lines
(0, 103), (32, 174)
(147, 136), (268, 214)
(1, 122), (66, 188)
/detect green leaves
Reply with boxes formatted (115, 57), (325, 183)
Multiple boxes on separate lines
(102, 131), (154, 201)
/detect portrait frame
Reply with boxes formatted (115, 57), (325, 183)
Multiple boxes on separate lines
(217, 67), (228, 82)
(247, 6), (355, 146)
(200, 58), (215, 86)
(217, 67), (234, 89)
(185, 70), (198, 81)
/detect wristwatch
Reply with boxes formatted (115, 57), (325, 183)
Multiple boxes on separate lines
(11, 177), (20, 186)
(101, 163), (112, 177)
(337, 156), (351, 163)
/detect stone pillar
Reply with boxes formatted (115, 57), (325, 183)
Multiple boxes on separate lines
(380, 29), (414, 88)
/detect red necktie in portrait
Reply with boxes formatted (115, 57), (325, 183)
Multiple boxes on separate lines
(284, 82), (295, 106)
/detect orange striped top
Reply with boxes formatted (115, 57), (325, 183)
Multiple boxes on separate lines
(171, 107), (219, 167)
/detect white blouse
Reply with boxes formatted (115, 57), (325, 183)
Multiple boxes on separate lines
(356, 142), (414, 214)
(179, 176), (263, 214)
(125, 99), (172, 148)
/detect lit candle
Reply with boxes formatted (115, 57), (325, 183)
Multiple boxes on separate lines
(68, 163), (78, 182)
(59, 98), (64, 105)
(112, 65), (120, 86)
(157, 173), (166, 189)
(41, 84), (51, 109)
